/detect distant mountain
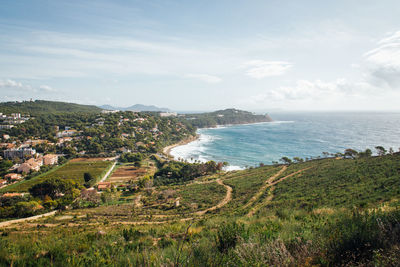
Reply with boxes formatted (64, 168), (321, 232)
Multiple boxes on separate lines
(0, 100), (102, 115)
(99, 104), (170, 112)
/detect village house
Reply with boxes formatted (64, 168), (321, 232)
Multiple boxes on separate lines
(1, 193), (24, 198)
(24, 139), (47, 146)
(3, 148), (36, 159)
(97, 182), (112, 191)
(4, 173), (22, 181)
(57, 137), (73, 145)
(56, 129), (77, 138)
(0, 143), (15, 149)
(17, 157), (43, 173)
(0, 179), (7, 186)
(119, 147), (131, 153)
(160, 112), (177, 117)
(43, 154), (58, 165)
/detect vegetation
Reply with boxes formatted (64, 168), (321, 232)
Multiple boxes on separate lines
(0, 100), (102, 115)
(154, 160), (224, 185)
(0, 100), (399, 265)
(0, 160), (112, 193)
(0, 152), (398, 265)
(184, 108), (273, 128)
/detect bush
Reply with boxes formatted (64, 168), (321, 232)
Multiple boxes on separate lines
(122, 228), (143, 242)
(215, 221), (245, 253)
(323, 210), (400, 265)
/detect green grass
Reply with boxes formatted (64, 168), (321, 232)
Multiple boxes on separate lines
(222, 165), (280, 211)
(0, 154), (400, 266)
(269, 155), (400, 211)
(178, 182), (226, 212)
(1, 160), (113, 192)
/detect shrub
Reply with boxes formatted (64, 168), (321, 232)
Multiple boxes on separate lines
(215, 221), (245, 253)
(323, 210), (400, 265)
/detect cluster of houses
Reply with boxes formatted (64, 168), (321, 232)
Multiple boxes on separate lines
(0, 113), (30, 129)
(0, 154), (58, 188)
(16, 154), (58, 173)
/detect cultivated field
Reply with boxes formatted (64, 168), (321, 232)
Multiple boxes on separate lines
(1, 159), (113, 192)
(108, 160), (157, 184)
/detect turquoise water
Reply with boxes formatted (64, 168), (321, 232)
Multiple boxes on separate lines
(170, 112), (400, 169)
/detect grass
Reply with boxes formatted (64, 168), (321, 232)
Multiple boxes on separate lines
(269, 155), (400, 211)
(178, 182), (226, 212)
(0, 154), (399, 266)
(1, 160), (113, 192)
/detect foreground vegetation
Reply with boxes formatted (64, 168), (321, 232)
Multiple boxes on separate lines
(0, 153), (399, 266)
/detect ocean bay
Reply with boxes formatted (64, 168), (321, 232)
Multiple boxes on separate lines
(171, 112), (400, 169)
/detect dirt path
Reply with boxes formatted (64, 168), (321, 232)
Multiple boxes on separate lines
(270, 167), (311, 186)
(242, 166), (287, 210)
(0, 211), (57, 228)
(194, 179), (232, 215)
(246, 167), (311, 217)
(134, 194), (142, 208)
(113, 217), (194, 225)
(98, 161), (117, 183)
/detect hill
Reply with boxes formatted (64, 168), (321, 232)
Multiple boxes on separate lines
(184, 108), (273, 128)
(0, 100), (102, 115)
(99, 104), (170, 112)
(1, 153), (398, 265)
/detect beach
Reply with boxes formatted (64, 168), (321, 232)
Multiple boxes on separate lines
(162, 134), (199, 157)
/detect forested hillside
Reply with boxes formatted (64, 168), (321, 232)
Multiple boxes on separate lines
(185, 108), (273, 128)
(0, 100), (102, 115)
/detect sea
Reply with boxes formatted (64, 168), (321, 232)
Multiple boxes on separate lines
(170, 112), (400, 170)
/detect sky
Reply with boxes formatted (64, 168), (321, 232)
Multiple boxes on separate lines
(1, 0), (400, 111)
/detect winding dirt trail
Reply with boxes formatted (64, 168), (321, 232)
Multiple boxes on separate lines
(194, 179), (232, 215)
(242, 166), (287, 210)
(246, 167), (311, 217)
(0, 211), (57, 228)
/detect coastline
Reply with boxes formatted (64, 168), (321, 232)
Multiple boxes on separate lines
(162, 134), (199, 158)
(162, 120), (276, 162)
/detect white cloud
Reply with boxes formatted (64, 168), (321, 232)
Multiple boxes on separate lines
(363, 31), (400, 89)
(0, 79), (56, 94)
(249, 78), (373, 105)
(243, 60), (292, 79)
(39, 85), (56, 92)
(0, 79), (24, 88)
(185, 74), (222, 83)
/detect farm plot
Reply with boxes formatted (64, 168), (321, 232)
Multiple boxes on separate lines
(2, 159), (113, 192)
(108, 163), (155, 183)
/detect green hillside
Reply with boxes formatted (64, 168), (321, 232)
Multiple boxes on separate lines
(184, 108), (273, 128)
(0, 100), (102, 115)
(0, 154), (399, 266)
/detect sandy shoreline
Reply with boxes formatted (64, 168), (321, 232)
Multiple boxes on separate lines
(162, 134), (199, 158)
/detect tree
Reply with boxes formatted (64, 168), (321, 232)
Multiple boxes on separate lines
(83, 172), (95, 188)
(293, 157), (304, 163)
(375, 146), (386, 156)
(14, 201), (42, 217)
(29, 177), (77, 199)
(0, 159), (13, 176)
(344, 149), (358, 159)
(280, 157), (292, 165)
(359, 148), (372, 158)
